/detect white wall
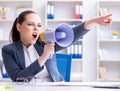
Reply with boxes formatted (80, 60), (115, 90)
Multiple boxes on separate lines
(33, 0), (99, 82)
(82, 0), (98, 82)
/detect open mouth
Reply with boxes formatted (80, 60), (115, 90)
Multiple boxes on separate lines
(32, 33), (37, 39)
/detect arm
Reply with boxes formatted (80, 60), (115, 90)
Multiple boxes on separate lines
(55, 14), (112, 51)
(2, 45), (42, 81)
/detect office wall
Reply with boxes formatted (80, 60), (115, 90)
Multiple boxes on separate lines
(82, 0), (98, 81)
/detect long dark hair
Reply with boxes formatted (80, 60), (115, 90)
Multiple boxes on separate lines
(9, 10), (36, 42)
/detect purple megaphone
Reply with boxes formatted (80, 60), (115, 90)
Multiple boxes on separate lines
(40, 23), (74, 47)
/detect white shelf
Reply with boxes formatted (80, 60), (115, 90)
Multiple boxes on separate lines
(0, 0), (33, 39)
(70, 72), (83, 82)
(99, 59), (120, 62)
(0, 40), (9, 42)
(113, 20), (120, 23)
(45, 0), (83, 27)
(99, 0), (120, 3)
(0, 78), (11, 82)
(99, 39), (120, 42)
(47, 19), (82, 22)
(0, 0), (33, 71)
(72, 58), (82, 61)
(98, 78), (120, 82)
(46, 0), (83, 3)
(45, 0), (83, 82)
(0, 0), (33, 2)
(0, 19), (14, 22)
(97, 0), (120, 82)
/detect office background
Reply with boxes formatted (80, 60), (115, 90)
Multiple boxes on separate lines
(34, 0), (99, 82)
(0, 0), (119, 82)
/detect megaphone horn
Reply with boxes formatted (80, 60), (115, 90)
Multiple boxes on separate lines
(40, 23), (74, 47)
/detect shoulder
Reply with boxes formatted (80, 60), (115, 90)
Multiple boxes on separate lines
(2, 41), (22, 52)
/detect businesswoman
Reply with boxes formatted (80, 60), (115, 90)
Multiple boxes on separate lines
(2, 10), (112, 82)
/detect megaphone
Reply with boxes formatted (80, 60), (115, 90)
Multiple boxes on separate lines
(40, 23), (74, 47)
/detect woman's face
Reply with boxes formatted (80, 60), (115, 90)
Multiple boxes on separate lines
(17, 13), (41, 48)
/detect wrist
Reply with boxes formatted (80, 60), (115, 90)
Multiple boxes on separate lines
(84, 18), (97, 30)
(38, 55), (47, 67)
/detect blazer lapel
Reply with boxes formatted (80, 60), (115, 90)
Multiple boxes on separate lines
(34, 40), (44, 56)
(15, 41), (25, 68)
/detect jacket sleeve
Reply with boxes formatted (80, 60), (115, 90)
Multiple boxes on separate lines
(2, 45), (43, 82)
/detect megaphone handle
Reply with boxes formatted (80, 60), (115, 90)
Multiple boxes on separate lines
(49, 54), (53, 58)
(49, 54), (54, 60)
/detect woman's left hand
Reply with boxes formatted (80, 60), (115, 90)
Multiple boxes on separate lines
(96, 14), (112, 26)
(84, 14), (112, 30)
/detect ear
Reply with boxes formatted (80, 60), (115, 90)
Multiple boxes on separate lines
(16, 23), (21, 32)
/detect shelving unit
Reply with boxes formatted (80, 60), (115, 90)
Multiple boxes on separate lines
(0, 0), (33, 81)
(45, 0), (83, 29)
(0, 0), (33, 40)
(69, 39), (83, 82)
(0, 0), (33, 57)
(71, 58), (83, 82)
(45, 0), (83, 82)
(97, 0), (120, 82)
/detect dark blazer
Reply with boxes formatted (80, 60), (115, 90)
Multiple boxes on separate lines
(2, 23), (88, 82)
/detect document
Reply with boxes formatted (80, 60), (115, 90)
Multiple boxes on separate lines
(89, 82), (120, 89)
(35, 82), (120, 89)
(35, 82), (88, 86)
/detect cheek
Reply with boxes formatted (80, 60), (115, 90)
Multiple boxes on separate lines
(21, 31), (27, 38)
(21, 29), (31, 38)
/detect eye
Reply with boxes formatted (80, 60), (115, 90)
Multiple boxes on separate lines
(28, 23), (33, 26)
(38, 24), (41, 27)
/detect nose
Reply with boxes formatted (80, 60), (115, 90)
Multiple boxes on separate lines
(34, 24), (39, 31)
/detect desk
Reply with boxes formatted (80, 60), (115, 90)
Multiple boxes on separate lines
(0, 82), (120, 91)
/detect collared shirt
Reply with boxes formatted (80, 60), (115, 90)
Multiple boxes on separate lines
(23, 45), (52, 82)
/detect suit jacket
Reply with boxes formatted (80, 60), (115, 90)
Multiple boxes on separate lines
(2, 22), (88, 82)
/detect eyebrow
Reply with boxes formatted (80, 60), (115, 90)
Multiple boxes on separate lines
(25, 21), (41, 24)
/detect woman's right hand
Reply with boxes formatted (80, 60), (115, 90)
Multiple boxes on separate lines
(38, 43), (55, 66)
(43, 43), (55, 59)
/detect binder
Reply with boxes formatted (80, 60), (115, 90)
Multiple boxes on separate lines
(75, 4), (80, 19)
(80, 4), (83, 19)
(47, 4), (54, 19)
(1, 64), (9, 78)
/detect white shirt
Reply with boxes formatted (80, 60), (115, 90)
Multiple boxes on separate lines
(23, 45), (52, 82)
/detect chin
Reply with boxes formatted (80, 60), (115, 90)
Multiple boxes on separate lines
(32, 40), (37, 44)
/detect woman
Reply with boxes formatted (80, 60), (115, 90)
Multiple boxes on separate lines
(2, 10), (112, 82)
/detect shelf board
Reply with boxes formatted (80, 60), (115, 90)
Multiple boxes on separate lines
(72, 58), (82, 61)
(99, 0), (120, 6)
(0, 39), (9, 42)
(0, 0), (33, 2)
(113, 20), (120, 23)
(70, 72), (83, 82)
(46, 19), (83, 22)
(78, 39), (83, 42)
(47, 0), (83, 3)
(99, 0), (120, 3)
(99, 78), (120, 82)
(0, 19), (14, 22)
(99, 59), (120, 62)
(0, 59), (3, 61)
(99, 39), (120, 42)
(0, 78), (11, 82)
